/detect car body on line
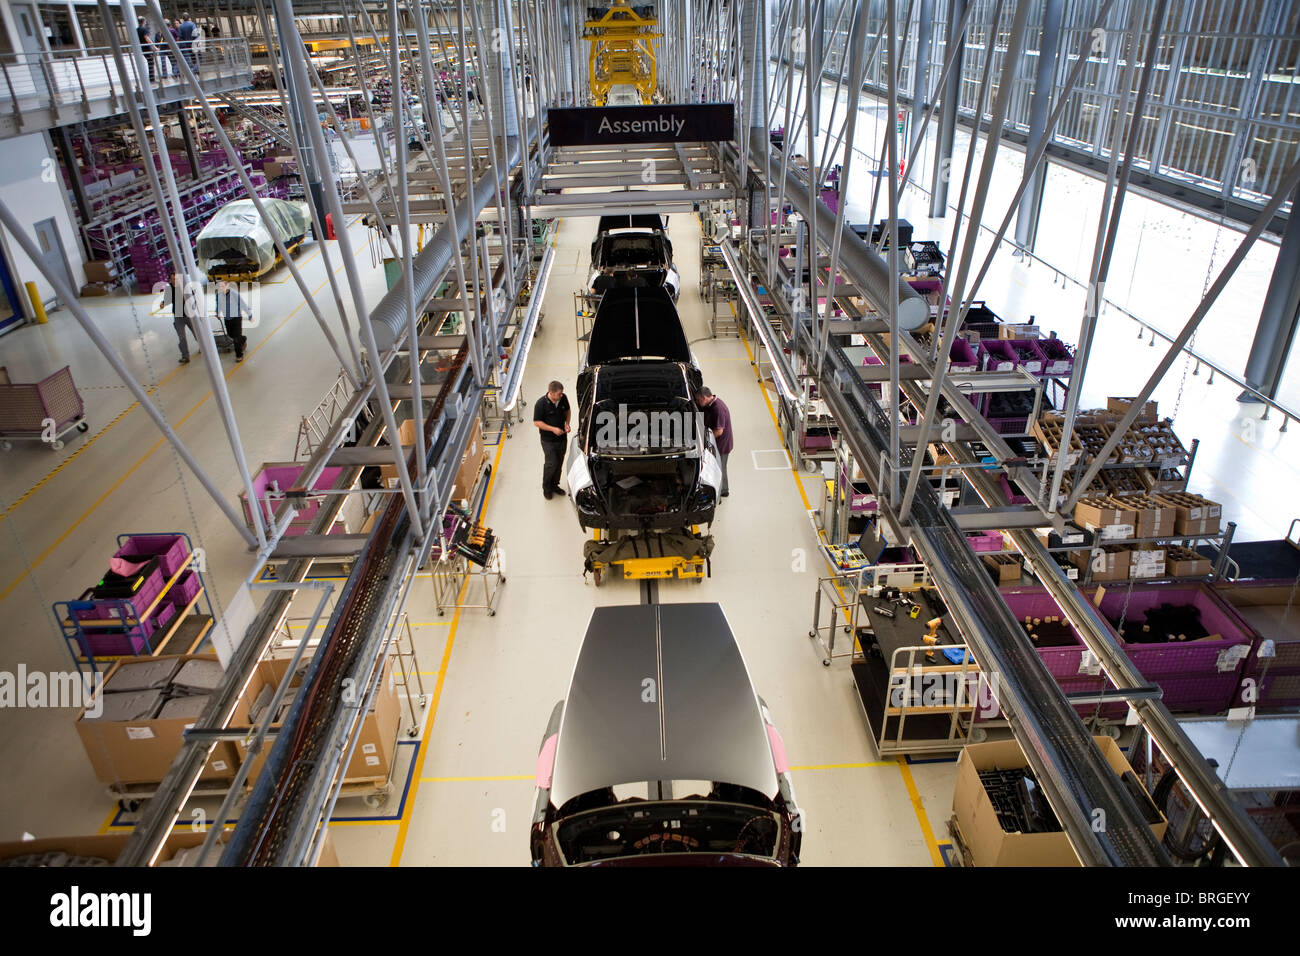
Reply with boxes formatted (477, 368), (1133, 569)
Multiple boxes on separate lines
(566, 285), (722, 532)
(587, 213), (681, 301)
(530, 602), (803, 867)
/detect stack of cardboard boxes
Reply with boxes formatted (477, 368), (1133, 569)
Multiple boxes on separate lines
(80, 259), (121, 297)
(1068, 492), (1221, 581)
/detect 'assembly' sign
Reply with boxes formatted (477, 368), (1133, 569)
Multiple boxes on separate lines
(548, 103), (735, 146)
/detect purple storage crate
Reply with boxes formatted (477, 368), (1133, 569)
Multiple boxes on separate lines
(244, 464), (346, 536)
(168, 570), (201, 608)
(965, 531), (1004, 553)
(946, 337), (978, 371)
(114, 534), (190, 578)
(999, 474), (1030, 505)
(74, 564), (166, 624)
(78, 627), (153, 658)
(1096, 583), (1257, 715)
(979, 339), (1018, 372)
(1038, 337), (1075, 376)
(999, 586), (1123, 679)
(1005, 338), (1047, 374)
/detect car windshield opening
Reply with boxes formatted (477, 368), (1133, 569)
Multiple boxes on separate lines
(555, 798), (781, 864)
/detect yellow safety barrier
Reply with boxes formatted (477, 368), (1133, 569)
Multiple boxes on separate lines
(25, 281), (47, 324)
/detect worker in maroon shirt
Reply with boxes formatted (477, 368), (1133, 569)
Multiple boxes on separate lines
(695, 386), (732, 497)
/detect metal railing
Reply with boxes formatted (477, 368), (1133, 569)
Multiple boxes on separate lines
(0, 38), (251, 125)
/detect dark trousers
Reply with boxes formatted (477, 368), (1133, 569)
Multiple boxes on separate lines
(541, 439), (565, 493)
(223, 316), (246, 357)
(719, 452), (730, 495)
(173, 315), (195, 359)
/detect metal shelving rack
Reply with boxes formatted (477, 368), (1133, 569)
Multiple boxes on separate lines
(53, 533), (216, 681)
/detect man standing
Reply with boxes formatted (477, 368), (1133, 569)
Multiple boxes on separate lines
(136, 17), (155, 82)
(695, 386), (733, 497)
(532, 380), (570, 500)
(214, 279), (250, 361)
(168, 273), (197, 365)
(178, 14), (196, 71)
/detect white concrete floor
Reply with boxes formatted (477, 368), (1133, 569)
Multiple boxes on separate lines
(0, 123), (1296, 864)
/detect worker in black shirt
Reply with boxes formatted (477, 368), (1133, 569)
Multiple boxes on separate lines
(532, 380), (570, 499)
(135, 17), (155, 82)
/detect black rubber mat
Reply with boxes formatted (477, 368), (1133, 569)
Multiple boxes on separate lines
(1197, 540), (1300, 581)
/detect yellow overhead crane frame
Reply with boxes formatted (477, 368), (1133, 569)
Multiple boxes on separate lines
(584, 1), (660, 105)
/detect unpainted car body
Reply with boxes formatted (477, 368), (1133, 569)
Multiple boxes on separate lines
(530, 603), (803, 866)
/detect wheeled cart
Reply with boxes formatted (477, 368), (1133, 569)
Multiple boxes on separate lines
(0, 365), (89, 451)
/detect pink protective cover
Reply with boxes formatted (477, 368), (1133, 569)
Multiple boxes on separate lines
(766, 724), (789, 774)
(535, 734), (559, 789)
(109, 556), (149, 577)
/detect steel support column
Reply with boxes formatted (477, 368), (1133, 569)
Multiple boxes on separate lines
(1013, 0), (1063, 254)
(1241, 185), (1300, 402)
(271, 0), (327, 225)
(929, 0), (965, 217)
(911, 0), (934, 158)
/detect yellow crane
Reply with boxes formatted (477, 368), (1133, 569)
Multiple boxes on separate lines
(584, 1), (660, 106)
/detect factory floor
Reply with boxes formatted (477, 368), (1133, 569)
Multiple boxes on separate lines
(0, 155), (1294, 865)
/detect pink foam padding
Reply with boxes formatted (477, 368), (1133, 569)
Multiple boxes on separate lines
(535, 733), (559, 789)
(766, 724), (790, 774)
(109, 556), (149, 576)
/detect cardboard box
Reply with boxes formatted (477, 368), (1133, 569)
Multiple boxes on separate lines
(1073, 495), (1136, 533)
(983, 552), (1022, 584)
(451, 420), (488, 502)
(1165, 546), (1212, 578)
(79, 283), (111, 297)
(76, 655), (239, 786)
(1154, 493), (1222, 537)
(1070, 545), (1130, 582)
(1125, 494), (1177, 539)
(231, 656), (400, 787)
(1130, 546), (1167, 579)
(263, 160), (284, 179)
(398, 418), (417, 447)
(1107, 397), (1158, 422)
(84, 259), (118, 283)
(952, 736), (1167, 866)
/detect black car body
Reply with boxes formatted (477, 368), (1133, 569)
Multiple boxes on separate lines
(589, 213), (680, 301)
(530, 603), (803, 867)
(567, 287), (722, 532)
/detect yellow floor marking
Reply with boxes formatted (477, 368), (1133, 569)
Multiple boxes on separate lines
(0, 233), (358, 606)
(736, 301), (944, 865)
(389, 436), (508, 866)
(896, 756), (945, 867)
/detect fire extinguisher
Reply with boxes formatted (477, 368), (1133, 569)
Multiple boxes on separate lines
(325, 212), (337, 240)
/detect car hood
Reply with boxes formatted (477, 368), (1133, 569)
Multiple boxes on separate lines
(585, 287), (691, 365)
(549, 603), (779, 808)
